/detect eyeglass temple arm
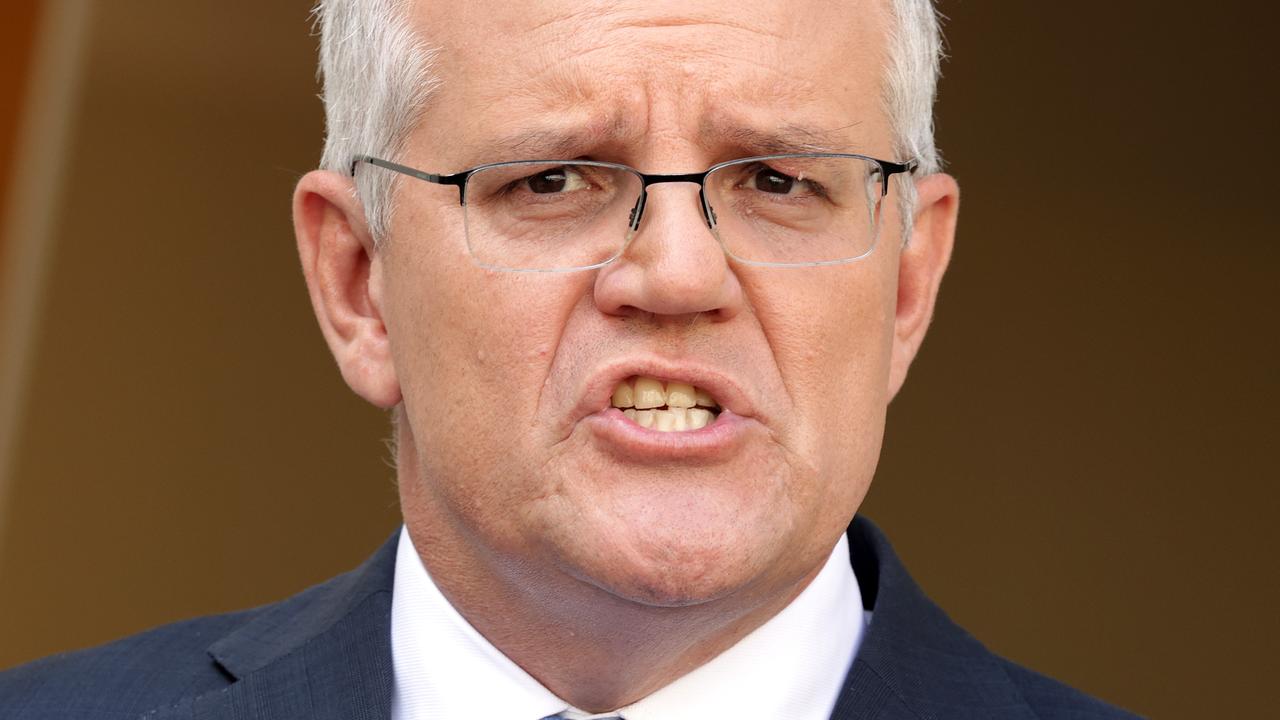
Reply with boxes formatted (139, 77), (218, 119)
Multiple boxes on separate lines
(878, 159), (919, 196)
(349, 155), (470, 202)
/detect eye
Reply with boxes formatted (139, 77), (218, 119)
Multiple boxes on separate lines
(749, 165), (819, 197)
(525, 166), (588, 194)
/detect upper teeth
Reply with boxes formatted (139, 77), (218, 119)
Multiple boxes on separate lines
(611, 376), (720, 432)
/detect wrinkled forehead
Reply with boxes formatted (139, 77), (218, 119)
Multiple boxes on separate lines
(406, 0), (894, 167)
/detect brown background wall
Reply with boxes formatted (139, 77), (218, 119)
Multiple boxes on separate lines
(0, 0), (42, 266)
(1, 2), (1275, 718)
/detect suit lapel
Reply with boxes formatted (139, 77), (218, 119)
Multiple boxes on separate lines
(296, 592), (394, 720)
(829, 518), (1039, 720)
(190, 651), (314, 720)
(827, 658), (923, 720)
(140, 532), (400, 720)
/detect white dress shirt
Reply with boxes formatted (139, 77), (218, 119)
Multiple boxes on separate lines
(390, 526), (868, 720)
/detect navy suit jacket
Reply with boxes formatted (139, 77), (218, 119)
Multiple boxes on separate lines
(0, 517), (1140, 719)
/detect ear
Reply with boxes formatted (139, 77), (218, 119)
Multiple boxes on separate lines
(887, 173), (959, 400)
(292, 170), (402, 409)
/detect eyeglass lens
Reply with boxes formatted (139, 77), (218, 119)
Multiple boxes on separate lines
(463, 162), (643, 272)
(455, 156), (885, 271)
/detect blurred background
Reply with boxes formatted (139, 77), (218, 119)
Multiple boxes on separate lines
(0, 1), (1275, 717)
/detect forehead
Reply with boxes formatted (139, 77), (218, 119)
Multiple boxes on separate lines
(408, 0), (892, 165)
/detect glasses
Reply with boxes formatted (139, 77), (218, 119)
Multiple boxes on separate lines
(351, 153), (917, 272)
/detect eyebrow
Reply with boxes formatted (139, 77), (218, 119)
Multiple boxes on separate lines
(708, 122), (862, 156)
(475, 118), (862, 166)
(483, 121), (636, 162)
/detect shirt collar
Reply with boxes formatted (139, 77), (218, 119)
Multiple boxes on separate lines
(390, 526), (866, 720)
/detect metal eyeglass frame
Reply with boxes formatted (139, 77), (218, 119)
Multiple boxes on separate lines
(350, 153), (919, 271)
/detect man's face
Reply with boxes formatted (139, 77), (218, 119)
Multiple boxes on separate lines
(379, 0), (911, 606)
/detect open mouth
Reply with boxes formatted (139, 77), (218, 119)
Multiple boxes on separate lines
(610, 375), (722, 432)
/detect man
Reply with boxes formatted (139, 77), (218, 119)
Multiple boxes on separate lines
(0, 0), (1139, 718)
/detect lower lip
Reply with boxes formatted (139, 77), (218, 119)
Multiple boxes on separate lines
(582, 407), (755, 461)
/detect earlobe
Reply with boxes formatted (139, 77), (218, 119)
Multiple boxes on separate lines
(293, 170), (402, 409)
(887, 173), (959, 400)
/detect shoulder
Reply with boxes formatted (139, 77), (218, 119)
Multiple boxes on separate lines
(0, 530), (400, 719)
(844, 517), (1145, 719)
(0, 610), (250, 719)
(998, 660), (1144, 720)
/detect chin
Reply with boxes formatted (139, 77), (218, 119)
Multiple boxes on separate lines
(584, 555), (762, 609)
(558, 500), (786, 609)
(608, 575), (740, 609)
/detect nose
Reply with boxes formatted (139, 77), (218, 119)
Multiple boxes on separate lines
(593, 183), (745, 322)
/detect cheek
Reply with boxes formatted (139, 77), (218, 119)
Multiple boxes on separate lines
(747, 261), (896, 475)
(383, 207), (562, 407)
(383, 239), (586, 518)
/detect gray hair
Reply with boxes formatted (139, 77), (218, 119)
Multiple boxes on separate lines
(884, 0), (945, 233)
(313, 0), (944, 246)
(314, 0), (437, 244)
